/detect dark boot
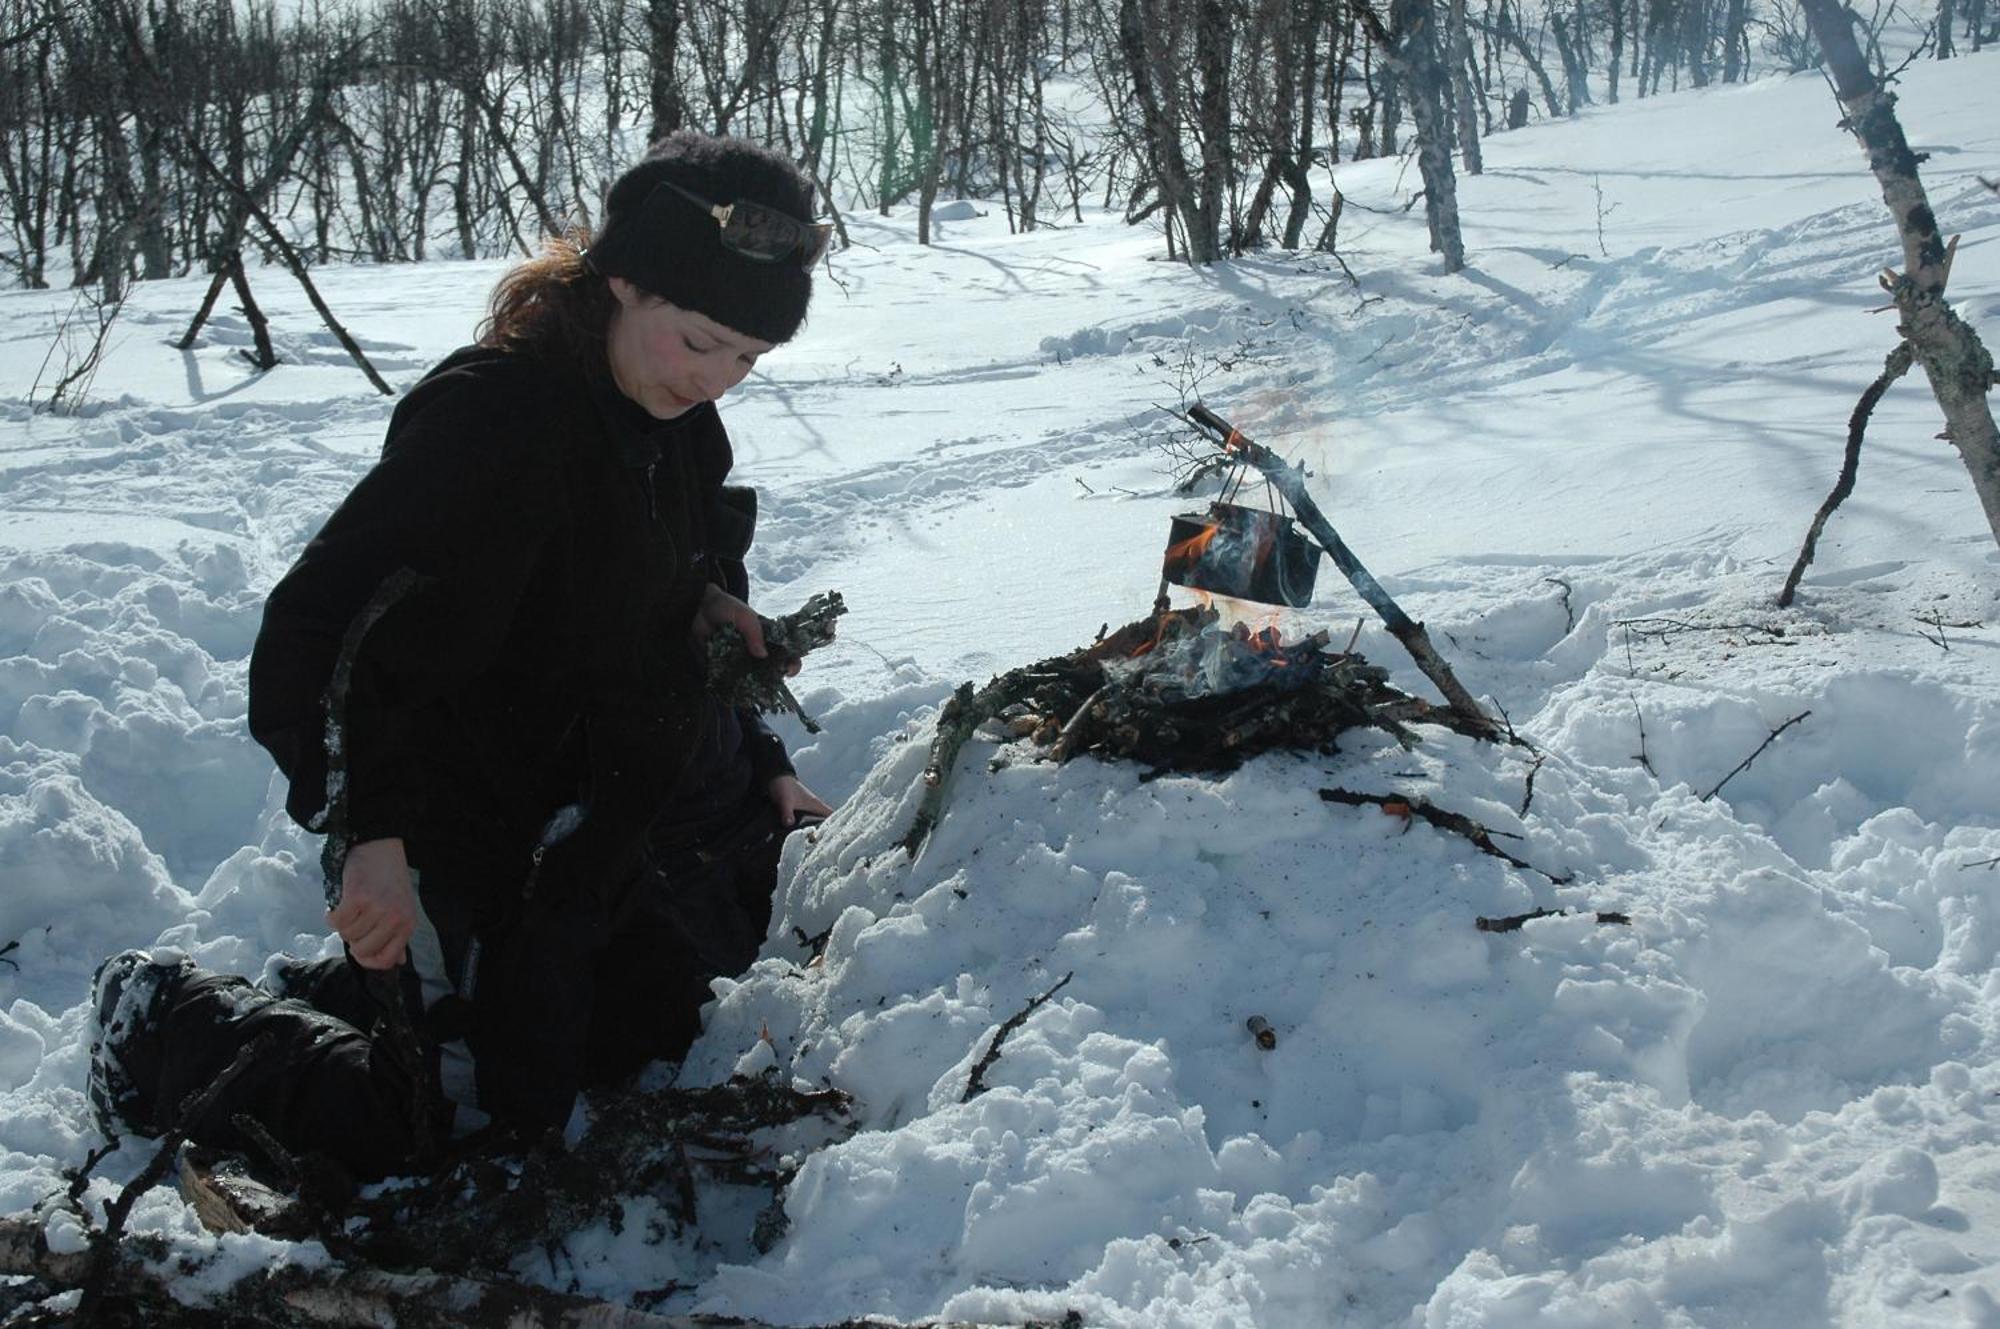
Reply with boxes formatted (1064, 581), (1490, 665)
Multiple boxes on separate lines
(87, 948), (197, 1139)
(89, 950), (437, 1180)
(259, 952), (381, 1031)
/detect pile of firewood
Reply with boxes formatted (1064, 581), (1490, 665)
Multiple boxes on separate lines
(2, 1077), (852, 1329)
(903, 606), (1485, 854)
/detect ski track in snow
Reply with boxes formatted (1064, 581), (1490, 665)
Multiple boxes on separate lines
(1, 56), (1999, 1328)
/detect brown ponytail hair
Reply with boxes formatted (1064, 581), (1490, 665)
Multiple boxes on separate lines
(476, 227), (618, 369)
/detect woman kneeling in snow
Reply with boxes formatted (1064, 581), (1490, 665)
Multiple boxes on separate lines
(85, 131), (833, 1181)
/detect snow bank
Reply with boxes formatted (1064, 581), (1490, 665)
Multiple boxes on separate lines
(0, 46), (1997, 1329)
(684, 569), (2000, 1324)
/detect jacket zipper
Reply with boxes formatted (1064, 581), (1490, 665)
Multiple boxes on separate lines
(522, 714), (593, 902)
(642, 461), (658, 522)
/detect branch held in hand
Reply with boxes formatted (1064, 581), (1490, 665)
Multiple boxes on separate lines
(707, 591), (847, 733)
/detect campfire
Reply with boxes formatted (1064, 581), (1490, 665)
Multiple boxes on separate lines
(894, 402), (1504, 856)
(900, 602), (1480, 854)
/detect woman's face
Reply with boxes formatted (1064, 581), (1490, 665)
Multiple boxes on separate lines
(605, 277), (775, 419)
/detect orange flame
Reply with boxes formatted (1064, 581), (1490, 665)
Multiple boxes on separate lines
(1132, 620), (1167, 658)
(1165, 521), (1221, 572)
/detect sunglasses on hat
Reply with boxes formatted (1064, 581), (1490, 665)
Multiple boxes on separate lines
(649, 179), (832, 271)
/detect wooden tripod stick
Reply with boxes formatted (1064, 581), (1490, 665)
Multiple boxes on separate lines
(1185, 403), (1499, 739)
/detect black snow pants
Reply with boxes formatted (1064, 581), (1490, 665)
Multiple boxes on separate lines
(146, 793), (789, 1181)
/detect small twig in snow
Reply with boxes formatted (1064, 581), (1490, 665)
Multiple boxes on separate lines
(1617, 616), (1788, 641)
(1631, 697), (1655, 777)
(1964, 855), (2000, 871)
(1357, 332), (1401, 365)
(1779, 341), (1915, 608)
(1519, 751), (1547, 818)
(1544, 577), (1576, 635)
(1912, 609), (1978, 650)
(963, 973), (1075, 1102)
(1476, 907), (1631, 933)
(1320, 788), (1571, 883)
(1591, 175), (1618, 258)
(1699, 711), (1811, 804)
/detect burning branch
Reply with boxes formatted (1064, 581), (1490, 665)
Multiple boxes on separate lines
(1183, 404), (1502, 740)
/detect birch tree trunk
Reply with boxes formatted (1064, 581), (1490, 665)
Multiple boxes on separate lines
(1449, 0), (1483, 172)
(1799, 0), (2000, 548)
(1363, 0), (1467, 272)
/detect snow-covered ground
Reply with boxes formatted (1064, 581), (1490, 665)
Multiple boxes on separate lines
(3, 54), (1999, 1327)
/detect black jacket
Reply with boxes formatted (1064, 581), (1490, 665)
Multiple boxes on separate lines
(248, 345), (792, 903)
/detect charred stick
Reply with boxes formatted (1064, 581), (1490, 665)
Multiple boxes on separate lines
(1319, 787), (1570, 883)
(1779, 342), (1915, 608)
(229, 1114), (306, 1193)
(6, 1235), (1091, 1329)
(903, 678), (1012, 857)
(1699, 710), (1811, 803)
(1048, 683), (1115, 763)
(962, 973), (1075, 1103)
(924, 682), (979, 789)
(1476, 907), (1632, 932)
(1186, 404), (1499, 740)
(65, 1141), (121, 1203)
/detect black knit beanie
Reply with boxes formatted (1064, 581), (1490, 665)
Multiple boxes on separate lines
(587, 131), (816, 345)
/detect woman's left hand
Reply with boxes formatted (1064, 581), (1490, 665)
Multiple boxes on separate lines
(768, 774), (834, 828)
(693, 584), (800, 676)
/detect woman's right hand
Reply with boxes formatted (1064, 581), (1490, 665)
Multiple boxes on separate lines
(330, 837), (418, 969)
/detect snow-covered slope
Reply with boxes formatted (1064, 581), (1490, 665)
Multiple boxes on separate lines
(2, 55), (1998, 1327)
